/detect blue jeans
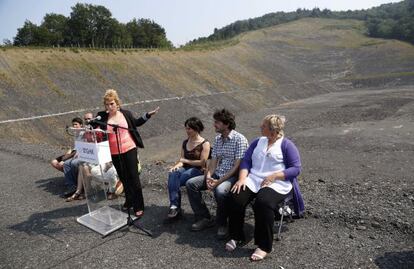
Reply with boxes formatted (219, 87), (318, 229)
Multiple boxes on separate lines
(63, 158), (81, 189)
(168, 167), (203, 208)
(186, 174), (236, 226)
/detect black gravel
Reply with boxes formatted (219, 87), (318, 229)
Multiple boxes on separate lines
(0, 86), (413, 269)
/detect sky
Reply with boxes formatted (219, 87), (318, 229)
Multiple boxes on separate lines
(0, 0), (399, 46)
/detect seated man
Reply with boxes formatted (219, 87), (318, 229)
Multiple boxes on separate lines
(50, 117), (84, 197)
(51, 149), (76, 172)
(186, 109), (248, 239)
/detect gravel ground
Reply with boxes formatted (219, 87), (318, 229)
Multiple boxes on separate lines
(0, 86), (413, 269)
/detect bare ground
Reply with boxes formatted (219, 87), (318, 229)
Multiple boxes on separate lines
(0, 85), (413, 268)
(1, 19), (414, 147)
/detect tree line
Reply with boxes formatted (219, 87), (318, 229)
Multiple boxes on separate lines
(366, 0), (414, 43)
(188, 0), (414, 45)
(11, 3), (173, 48)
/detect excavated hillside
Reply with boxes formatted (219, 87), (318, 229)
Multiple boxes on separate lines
(0, 18), (413, 268)
(0, 18), (413, 147)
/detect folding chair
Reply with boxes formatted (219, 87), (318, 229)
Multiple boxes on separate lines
(276, 192), (294, 241)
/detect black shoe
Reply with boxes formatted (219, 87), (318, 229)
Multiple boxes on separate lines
(62, 189), (76, 198)
(163, 208), (183, 224)
(191, 218), (215, 231)
(167, 208), (181, 219)
(217, 225), (229, 240)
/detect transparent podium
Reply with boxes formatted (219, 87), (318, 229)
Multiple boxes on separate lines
(72, 128), (131, 236)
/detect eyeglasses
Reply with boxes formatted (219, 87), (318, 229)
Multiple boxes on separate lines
(84, 118), (92, 121)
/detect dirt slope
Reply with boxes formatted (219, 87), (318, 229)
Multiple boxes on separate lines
(0, 18), (413, 268)
(0, 18), (413, 147)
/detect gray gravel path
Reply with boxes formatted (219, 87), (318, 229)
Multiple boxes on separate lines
(1, 87), (413, 269)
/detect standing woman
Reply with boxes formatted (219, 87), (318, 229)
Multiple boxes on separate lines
(96, 89), (159, 218)
(225, 114), (304, 261)
(166, 117), (210, 220)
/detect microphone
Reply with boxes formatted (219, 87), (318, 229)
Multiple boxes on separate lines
(86, 115), (102, 124)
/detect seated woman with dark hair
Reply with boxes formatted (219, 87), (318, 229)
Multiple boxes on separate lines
(166, 117), (210, 220)
(225, 114), (304, 261)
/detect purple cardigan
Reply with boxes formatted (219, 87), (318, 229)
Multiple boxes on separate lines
(240, 137), (305, 217)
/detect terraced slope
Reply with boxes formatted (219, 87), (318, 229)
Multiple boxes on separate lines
(0, 18), (413, 146)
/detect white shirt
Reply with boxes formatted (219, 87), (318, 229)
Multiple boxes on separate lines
(245, 136), (292, 194)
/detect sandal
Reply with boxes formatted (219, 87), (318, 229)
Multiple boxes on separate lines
(135, 210), (144, 218)
(65, 191), (84, 202)
(225, 239), (237, 252)
(114, 180), (124, 196)
(250, 248), (267, 262)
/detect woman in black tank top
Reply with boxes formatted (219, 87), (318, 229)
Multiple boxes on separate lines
(166, 117), (211, 219)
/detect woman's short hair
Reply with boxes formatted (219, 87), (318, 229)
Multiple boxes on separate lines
(263, 114), (285, 136)
(103, 89), (121, 107)
(213, 109), (236, 130)
(185, 117), (204, 133)
(72, 117), (83, 125)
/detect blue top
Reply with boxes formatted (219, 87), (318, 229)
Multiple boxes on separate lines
(240, 137), (305, 216)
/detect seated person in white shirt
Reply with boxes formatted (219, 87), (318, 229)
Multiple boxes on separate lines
(66, 161), (120, 202)
(224, 114), (304, 262)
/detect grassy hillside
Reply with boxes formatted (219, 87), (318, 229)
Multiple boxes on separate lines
(0, 18), (413, 146)
(188, 1), (414, 45)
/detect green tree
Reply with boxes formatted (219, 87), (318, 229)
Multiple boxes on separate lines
(126, 18), (171, 48)
(14, 20), (38, 46)
(126, 18), (146, 47)
(41, 13), (67, 46)
(108, 20), (132, 47)
(66, 3), (92, 46)
(13, 3), (173, 48)
(89, 5), (113, 47)
(3, 39), (12, 46)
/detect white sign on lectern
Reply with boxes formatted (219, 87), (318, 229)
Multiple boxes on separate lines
(75, 140), (111, 165)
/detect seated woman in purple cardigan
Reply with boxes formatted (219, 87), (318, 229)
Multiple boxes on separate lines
(225, 114), (304, 261)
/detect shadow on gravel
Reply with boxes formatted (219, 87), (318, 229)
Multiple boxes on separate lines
(36, 176), (66, 196)
(9, 204), (88, 235)
(135, 204), (255, 258)
(9, 204), (88, 238)
(375, 251), (414, 269)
